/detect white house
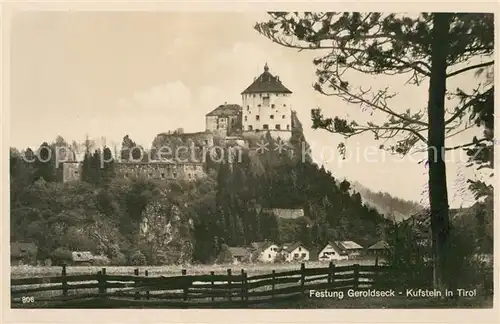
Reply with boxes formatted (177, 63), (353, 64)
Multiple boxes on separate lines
(318, 242), (349, 261)
(281, 242), (309, 262)
(251, 242), (280, 263)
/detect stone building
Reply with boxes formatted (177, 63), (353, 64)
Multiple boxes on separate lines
(241, 63), (293, 141)
(61, 161), (205, 183)
(205, 103), (243, 137)
(115, 162), (204, 181)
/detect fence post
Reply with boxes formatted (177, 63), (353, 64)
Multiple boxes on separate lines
(145, 270), (150, 300)
(98, 268), (107, 298)
(134, 268), (140, 300)
(61, 265), (68, 297)
(240, 269), (245, 302)
(300, 263), (306, 296)
(210, 271), (215, 302)
(328, 261), (336, 285)
(353, 264), (360, 289)
(243, 271), (249, 306)
(182, 269), (188, 302)
(227, 269), (232, 302)
(271, 270), (276, 300)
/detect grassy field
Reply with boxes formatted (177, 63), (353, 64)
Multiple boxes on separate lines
(11, 258), (378, 279)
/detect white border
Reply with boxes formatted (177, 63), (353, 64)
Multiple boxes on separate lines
(2, 1), (499, 323)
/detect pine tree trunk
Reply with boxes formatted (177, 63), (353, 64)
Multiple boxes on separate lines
(427, 13), (452, 292)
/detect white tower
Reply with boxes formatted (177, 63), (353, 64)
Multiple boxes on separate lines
(241, 63), (293, 141)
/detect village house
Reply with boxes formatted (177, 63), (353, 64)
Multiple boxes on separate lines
(227, 247), (250, 265)
(281, 242), (309, 262)
(318, 242), (349, 261)
(11, 242), (38, 266)
(336, 241), (364, 259)
(250, 241), (280, 263)
(367, 240), (391, 257)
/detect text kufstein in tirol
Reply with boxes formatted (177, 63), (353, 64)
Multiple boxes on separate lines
(309, 288), (477, 300)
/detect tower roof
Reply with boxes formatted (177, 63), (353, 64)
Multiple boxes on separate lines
(206, 103), (242, 117)
(241, 64), (292, 95)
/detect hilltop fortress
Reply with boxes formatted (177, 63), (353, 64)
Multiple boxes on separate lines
(62, 64), (295, 183)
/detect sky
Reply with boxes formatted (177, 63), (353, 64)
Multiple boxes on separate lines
(9, 11), (491, 207)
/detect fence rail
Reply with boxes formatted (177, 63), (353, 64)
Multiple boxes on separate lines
(11, 262), (389, 308)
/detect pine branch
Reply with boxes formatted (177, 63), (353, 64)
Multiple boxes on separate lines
(446, 60), (494, 78)
(444, 138), (489, 151)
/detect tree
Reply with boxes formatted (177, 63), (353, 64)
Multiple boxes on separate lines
(255, 12), (494, 291)
(102, 146), (116, 184)
(33, 142), (56, 182)
(121, 135), (142, 162)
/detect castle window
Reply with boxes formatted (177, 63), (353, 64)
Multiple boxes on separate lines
(253, 94), (255, 98)
(271, 104), (275, 108)
(247, 105), (250, 110)
(244, 116), (247, 121)
(248, 125), (253, 131)
(282, 115), (285, 119)
(173, 172), (178, 178)
(74, 170), (79, 174)
(283, 104), (286, 107)
(161, 173), (165, 178)
(270, 115), (274, 119)
(256, 115), (260, 121)
(263, 124), (269, 130)
(287, 125), (290, 130)
(257, 104), (261, 108)
(263, 97), (270, 106)
(275, 124), (281, 130)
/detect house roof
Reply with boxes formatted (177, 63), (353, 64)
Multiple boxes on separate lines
(228, 247), (249, 257)
(11, 242), (37, 258)
(250, 241), (276, 252)
(72, 251), (94, 262)
(282, 242), (307, 253)
(206, 104), (242, 117)
(336, 241), (364, 250)
(263, 208), (304, 219)
(368, 240), (391, 250)
(241, 64), (292, 95)
(321, 242), (348, 255)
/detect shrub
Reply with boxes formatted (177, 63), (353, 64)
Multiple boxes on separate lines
(110, 252), (127, 266)
(92, 255), (110, 266)
(383, 220), (493, 294)
(215, 244), (233, 264)
(274, 253), (286, 264)
(446, 224), (493, 294)
(129, 250), (147, 266)
(50, 247), (73, 266)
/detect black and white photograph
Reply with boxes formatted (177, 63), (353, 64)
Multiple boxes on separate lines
(5, 7), (496, 312)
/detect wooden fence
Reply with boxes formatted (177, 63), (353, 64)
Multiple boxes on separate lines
(11, 263), (390, 308)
